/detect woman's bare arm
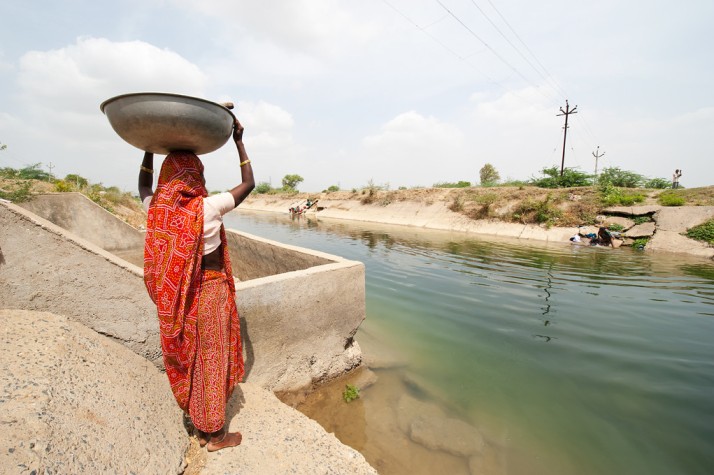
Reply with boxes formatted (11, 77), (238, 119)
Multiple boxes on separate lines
(138, 152), (154, 201)
(227, 119), (255, 207)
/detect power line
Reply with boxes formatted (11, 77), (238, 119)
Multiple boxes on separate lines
(381, 0), (526, 100)
(483, 0), (570, 100)
(467, 0), (564, 102)
(435, 0), (535, 88)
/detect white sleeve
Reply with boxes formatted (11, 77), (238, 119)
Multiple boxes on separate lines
(204, 192), (235, 217)
(142, 195), (152, 212)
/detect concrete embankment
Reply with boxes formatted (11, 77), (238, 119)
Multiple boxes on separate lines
(241, 195), (714, 260)
(0, 197), (377, 474)
(0, 309), (376, 475)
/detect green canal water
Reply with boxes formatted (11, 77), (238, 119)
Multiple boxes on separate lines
(224, 211), (714, 475)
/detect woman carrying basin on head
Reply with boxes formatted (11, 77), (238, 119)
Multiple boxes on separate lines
(138, 118), (255, 451)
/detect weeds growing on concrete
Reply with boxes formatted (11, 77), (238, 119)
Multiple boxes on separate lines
(686, 220), (714, 245)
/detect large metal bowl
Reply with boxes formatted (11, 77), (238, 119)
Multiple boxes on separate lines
(100, 92), (235, 155)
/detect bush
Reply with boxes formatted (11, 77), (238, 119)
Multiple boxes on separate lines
(530, 166), (592, 188)
(632, 237), (649, 249)
(658, 192), (685, 207)
(644, 177), (670, 189)
(254, 182), (272, 194)
(512, 194), (563, 227)
(686, 219), (714, 244)
(599, 182), (645, 206)
(0, 180), (32, 202)
(434, 181), (471, 188)
(327, 185), (340, 192)
(597, 167), (643, 188)
(54, 180), (75, 192)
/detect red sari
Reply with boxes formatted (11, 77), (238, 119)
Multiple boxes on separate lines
(144, 152), (243, 432)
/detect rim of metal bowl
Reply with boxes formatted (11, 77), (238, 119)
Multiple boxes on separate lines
(100, 92), (236, 119)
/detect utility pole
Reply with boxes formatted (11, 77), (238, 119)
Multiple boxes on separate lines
(47, 162), (55, 181)
(557, 100), (577, 177)
(592, 146), (605, 178)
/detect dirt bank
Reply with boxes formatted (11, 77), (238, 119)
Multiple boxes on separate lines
(240, 187), (714, 260)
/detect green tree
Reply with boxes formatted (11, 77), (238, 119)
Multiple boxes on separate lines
(327, 185), (340, 192)
(479, 164), (500, 186)
(282, 174), (304, 191)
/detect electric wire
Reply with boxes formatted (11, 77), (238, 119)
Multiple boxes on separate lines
(381, 0), (530, 102)
(467, 0), (564, 104)
(483, 0), (570, 100)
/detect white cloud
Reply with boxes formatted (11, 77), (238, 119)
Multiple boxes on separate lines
(170, 0), (375, 58)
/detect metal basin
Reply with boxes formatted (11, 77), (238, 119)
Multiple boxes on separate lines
(100, 92), (235, 155)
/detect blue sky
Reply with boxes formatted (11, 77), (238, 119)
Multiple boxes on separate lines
(1, 0), (712, 192)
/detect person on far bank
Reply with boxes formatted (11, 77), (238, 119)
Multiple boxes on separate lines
(672, 169), (682, 189)
(138, 118), (254, 451)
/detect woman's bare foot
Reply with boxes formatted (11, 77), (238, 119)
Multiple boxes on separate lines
(206, 430), (242, 452)
(195, 430), (209, 448)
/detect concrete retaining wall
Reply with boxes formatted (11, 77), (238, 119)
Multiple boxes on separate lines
(18, 192), (144, 252)
(0, 194), (366, 391)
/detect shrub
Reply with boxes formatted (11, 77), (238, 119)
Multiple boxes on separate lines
(597, 167), (643, 188)
(644, 177), (670, 189)
(599, 182), (645, 206)
(449, 195), (464, 212)
(686, 219), (714, 244)
(54, 180), (75, 192)
(632, 216), (652, 225)
(512, 194), (563, 227)
(658, 192), (685, 207)
(530, 166), (592, 188)
(327, 185), (340, 192)
(434, 181), (471, 188)
(632, 237), (650, 249)
(254, 182), (272, 194)
(0, 180), (32, 202)
(608, 223), (625, 232)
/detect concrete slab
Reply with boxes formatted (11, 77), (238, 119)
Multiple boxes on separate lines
(624, 222), (656, 238)
(0, 309), (188, 474)
(603, 205), (661, 215)
(202, 383), (377, 475)
(647, 230), (714, 258)
(654, 206), (714, 232)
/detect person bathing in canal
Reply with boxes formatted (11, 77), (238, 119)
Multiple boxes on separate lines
(139, 118), (255, 451)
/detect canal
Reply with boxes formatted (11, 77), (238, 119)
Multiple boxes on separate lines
(224, 210), (714, 475)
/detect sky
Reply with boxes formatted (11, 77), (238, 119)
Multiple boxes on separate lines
(1, 0), (712, 193)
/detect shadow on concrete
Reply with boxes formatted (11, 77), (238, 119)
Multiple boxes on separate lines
(226, 385), (246, 425)
(240, 314), (255, 381)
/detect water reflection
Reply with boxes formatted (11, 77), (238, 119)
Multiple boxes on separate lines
(225, 210), (714, 475)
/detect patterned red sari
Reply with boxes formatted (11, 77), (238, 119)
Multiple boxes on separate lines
(144, 152), (243, 432)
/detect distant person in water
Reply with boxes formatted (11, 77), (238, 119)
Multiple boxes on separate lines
(589, 227), (614, 247)
(138, 118), (255, 452)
